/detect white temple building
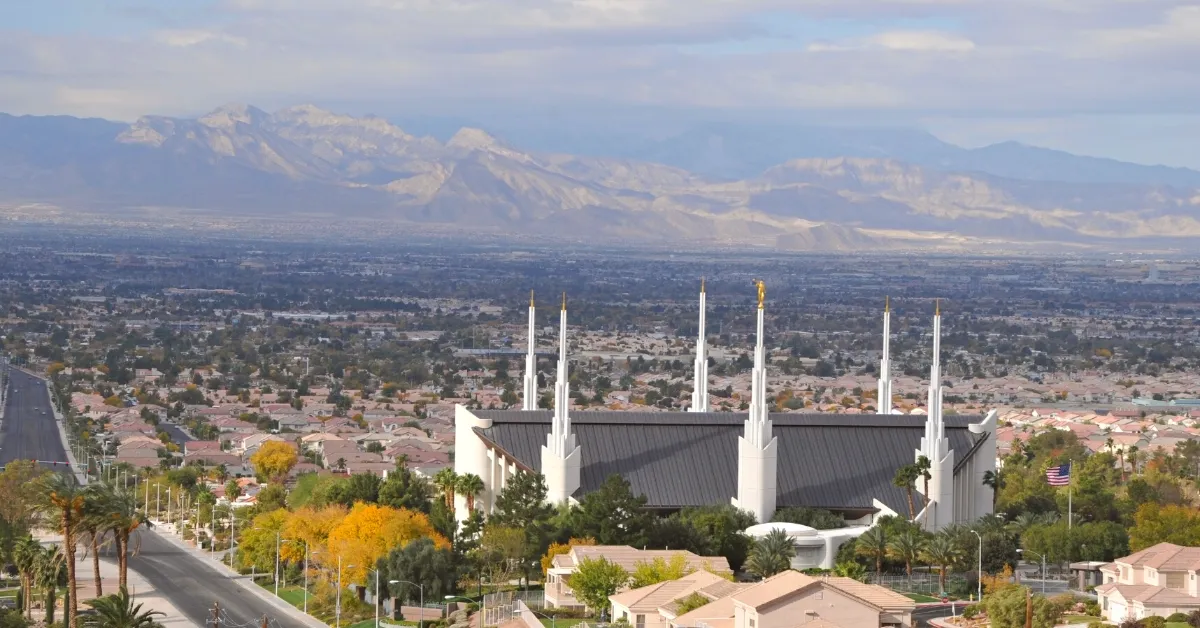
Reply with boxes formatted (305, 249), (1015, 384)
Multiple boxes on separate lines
(453, 285), (997, 529)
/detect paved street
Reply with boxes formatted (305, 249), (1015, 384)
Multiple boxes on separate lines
(0, 368), (70, 468)
(2, 368), (313, 627)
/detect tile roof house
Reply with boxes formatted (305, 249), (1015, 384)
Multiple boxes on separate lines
(545, 546), (731, 610)
(1096, 543), (1200, 623)
(610, 571), (734, 628)
(665, 570), (914, 628)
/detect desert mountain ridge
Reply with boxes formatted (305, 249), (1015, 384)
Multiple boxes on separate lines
(1, 103), (1199, 250)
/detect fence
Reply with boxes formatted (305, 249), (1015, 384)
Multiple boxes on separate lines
(870, 573), (972, 598)
(482, 591), (546, 627)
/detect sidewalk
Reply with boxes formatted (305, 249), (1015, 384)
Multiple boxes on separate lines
(34, 531), (197, 627)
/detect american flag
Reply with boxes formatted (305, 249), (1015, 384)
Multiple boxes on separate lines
(1046, 463), (1072, 487)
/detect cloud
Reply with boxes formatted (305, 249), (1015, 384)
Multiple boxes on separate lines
(152, 30), (248, 48)
(808, 30), (975, 52)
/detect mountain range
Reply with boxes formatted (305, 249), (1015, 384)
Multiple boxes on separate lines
(2, 104), (1199, 250)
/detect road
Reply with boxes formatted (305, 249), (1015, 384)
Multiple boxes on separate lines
(0, 367), (70, 468)
(2, 367), (305, 626)
(914, 604), (954, 627)
(157, 422), (194, 447)
(130, 531), (299, 627)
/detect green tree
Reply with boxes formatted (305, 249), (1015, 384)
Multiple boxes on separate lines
(37, 473), (84, 628)
(84, 587), (166, 628)
(630, 556), (694, 588)
(33, 544), (65, 625)
(745, 530), (796, 579)
(102, 488), (150, 592)
(887, 530), (926, 586)
(13, 535), (40, 618)
(456, 474), (484, 512)
(856, 526), (888, 581)
(919, 534), (962, 595)
(676, 505), (756, 572)
(490, 471), (556, 572)
(772, 507), (845, 530)
(433, 469), (458, 510)
(378, 467), (434, 513)
(570, 557), (629, 616)
(570, 475), (654, 547)
(377, 538), (458, 607)
(1129, 503), (1200, 551)
(982, 584), (1061, 628)
(892, 464), (920, 521)
(673, 592), (711, 615)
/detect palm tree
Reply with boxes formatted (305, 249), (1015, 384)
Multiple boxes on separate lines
(915, 456), (932, 513)
(745, 529), (797, 579)
(38, 472), (86, 628)
(433, 468), (458, 509)
(920, 534), (963, 595)
(105, 488), (151, 591)
(34, 544), (67, 625)
(855, 526), (888, 582)
(81, 483), (119, 598)
(13, 535), (41, 618)
(893, 464), (920, 521)
(833, 560), (868, 582)
(1129, 446), (1143, 475)
(887, 531), (926, 589)
(84, 587), (166, 628)
(456, 473), (485, 512)
(1116, 447), (1127, 482)
(982, 470), (1002, 508)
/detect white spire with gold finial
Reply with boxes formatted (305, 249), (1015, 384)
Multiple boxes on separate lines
(734, 280), (778, 522)
(542, 292), (580, 503)
(877, 296), (894, 414)
(917, 298), (955, 530)
(690, 278), (710, 412)
(522, 290), (538, 411)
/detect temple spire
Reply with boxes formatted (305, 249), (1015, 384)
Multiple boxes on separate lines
(877, 296), (893, 414)
(734, 280), (778, 522)
(917, 299), (954, 530)
(690, 278), (710, 412)
(542, 292), (580, 503)
(522, 290), (538, 410)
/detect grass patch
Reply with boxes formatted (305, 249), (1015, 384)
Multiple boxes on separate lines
(540, 619), (586, 628)
(1059, 615), (1097, 624)
(903, 593), (941, 603)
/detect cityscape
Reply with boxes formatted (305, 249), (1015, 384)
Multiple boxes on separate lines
(4, 1), (1200, 628)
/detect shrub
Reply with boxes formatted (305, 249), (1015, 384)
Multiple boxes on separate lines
(1189, 609), (1200, 628)
(1142, 616), (1165, 628)
(961, 604), (979, 619)
(1166, 613), (1188, 622)
(1084, 600), (1101, 616)
(1087, 623), (1107, 628)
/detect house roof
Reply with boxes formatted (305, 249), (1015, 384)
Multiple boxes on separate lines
(554, 546), (731, 574)
(732, 571), (817, 609)
(472, 411), (986, 512)
(1120, 542), (1200, 571)
(610, 571), (726, 612)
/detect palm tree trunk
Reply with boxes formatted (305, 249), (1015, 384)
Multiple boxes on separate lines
(22, 574), (31, 618)
(876, 556), (882, 582)
(906, 488), (915, 521)
(117, 533), (129, 591)
(65, 527), (78, 628)
(939, 566), (947, 595)
(467, 494), (475, 511)
(92, 534), (103, 596)
(45, 586), (57, 625)
(923, 477), (931, 513)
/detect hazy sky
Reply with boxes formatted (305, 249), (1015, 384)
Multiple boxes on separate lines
(3, 0), (1199, 168)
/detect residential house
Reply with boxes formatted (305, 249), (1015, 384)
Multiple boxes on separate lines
(545, 546), (732, 610)
(671, 571), (915, 628)
(610, 570), (734, 628)
(185, 440), (223, 455)
(1097, 543), (1200, 623)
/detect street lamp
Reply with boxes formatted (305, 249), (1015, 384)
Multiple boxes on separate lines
(366, 569), (403, 628)
(445, 595), (483, 628)
(970, 530), (983, 603)
(1018, 549), (1047, 595)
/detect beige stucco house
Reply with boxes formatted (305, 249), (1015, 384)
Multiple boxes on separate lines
(545, 546), (732, 610)
(1097, 543), (1200, 623)
(671, 571), (914, 628)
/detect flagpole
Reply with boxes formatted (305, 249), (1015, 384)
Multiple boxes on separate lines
(1068, 460), (1073, 530)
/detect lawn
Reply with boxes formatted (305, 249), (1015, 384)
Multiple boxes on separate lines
(903, 593), (942, 603)
(1059, 615), (1096, 624)
(539, 619), (586, 628)
(255, 581), (309, 609)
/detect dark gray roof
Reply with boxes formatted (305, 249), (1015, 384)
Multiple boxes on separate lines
(471, 411), (987, 514)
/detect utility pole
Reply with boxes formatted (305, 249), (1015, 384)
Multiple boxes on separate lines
(210, 602), (221, 628)
(261, 615), (269, 628)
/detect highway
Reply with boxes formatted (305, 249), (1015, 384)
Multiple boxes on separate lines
(2, 366), (308, 627)
(0, 367), (70, 468)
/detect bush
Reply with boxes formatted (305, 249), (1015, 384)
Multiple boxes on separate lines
(1084, 601), (1101, 616)
(962, 604), (979, 619)
(1166, 612), (1188, 622)
(1142, 616), (1165, 628)
(1087, 623), (1107, 628)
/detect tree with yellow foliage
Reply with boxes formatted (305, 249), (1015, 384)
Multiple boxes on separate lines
(325, 503), (448, 586)
(281, 505), (348, 563)
(251, 441), (299, 482)
(237, 509), (291, 574)
(540, 537), (596, 575)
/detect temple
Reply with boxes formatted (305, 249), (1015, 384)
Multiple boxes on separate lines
(522, 291), (538, 411)
(453, 286), (996, 529)
(877, 297), (894, 414)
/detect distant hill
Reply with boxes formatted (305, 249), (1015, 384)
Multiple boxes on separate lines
(1, 106), (1198, 249)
